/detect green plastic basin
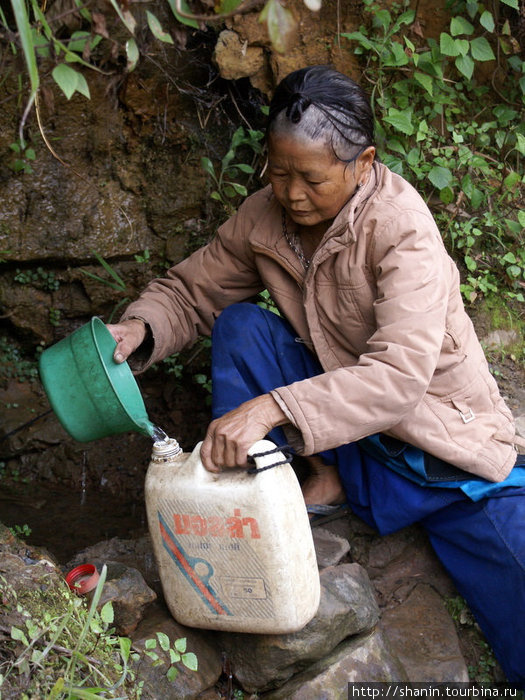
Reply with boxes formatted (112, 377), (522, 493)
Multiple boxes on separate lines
(39, 317), (153, 442)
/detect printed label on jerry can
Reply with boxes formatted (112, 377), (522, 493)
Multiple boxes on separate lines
(156, 497), (275, 620)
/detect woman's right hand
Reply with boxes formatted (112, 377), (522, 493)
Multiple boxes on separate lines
(106, 319), (147, 364)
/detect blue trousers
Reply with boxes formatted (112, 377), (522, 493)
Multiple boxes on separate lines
(211, 303), (525, 686)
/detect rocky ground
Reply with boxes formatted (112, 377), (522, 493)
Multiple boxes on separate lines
(0, 313), (523, 696)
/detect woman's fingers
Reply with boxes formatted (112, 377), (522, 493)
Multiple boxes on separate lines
(106, 319), (147, 363)
(200, 394), (288, 472)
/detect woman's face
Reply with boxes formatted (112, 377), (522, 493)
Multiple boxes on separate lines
(267, 132), (375, 231)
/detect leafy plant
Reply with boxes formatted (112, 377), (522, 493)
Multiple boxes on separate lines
(14, 265), (60, 292)
(343, 0), (524, 307)
(201, 126), (264, 215)
(80, 251), (130, 322)
(8, 523), (32, 538)
(0, 336), (40, 384)
(143, 631), (198, 682)
(9, 138), (36, 174)
(0, 566), (143, 698)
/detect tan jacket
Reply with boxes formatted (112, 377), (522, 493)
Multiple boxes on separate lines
(123, 162), (518, 481)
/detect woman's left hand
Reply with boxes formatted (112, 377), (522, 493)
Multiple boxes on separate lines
(200, 394), (288, 472)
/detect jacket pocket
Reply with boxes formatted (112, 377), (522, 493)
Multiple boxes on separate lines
(425, 365), (512, 450)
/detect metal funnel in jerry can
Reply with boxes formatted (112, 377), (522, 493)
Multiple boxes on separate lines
(145, 438), (321, 634)
(39, 317), (154, 442)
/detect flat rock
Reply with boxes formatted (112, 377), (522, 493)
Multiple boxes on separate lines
(380, 583), (469, 682)
(218, 563), (380, 692)
(264, 627), (408, 699)
(312, 526), (351, 568)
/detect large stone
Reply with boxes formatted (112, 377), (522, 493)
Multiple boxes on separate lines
(132, 602), (222, 700)
(218, 563), (380, 692)
(86, 559), (157, 636)
(380, 583), (469, 682)
(264, 627), (408, 699)
(213, 30), (266, 81)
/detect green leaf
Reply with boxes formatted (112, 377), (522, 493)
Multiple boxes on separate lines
(392, 9), (415, 32)
(166, 0), (199, 29)
(235, 163), (255, 173)
(68, 30), (90, 53)
(119, 636), (132, 662)
(440, 186), (454, 204)
(201, 156), (216, 178)
(450, 16), (474, 36)
(413, 72), (433, 95)
(11, 626), (29, 645)
(169, 648), (181, 663)
(440, 33), (460, 56)
(507, 265), (521, 277)
(217, 0), (244, 11)
(384, 41), (409, 67)
(479, 11), (495, 33)
(470, 36), (495, 61)
(182, 652), (198, 671)
(126, 38), (139, 72)
(174, 637), (187, 653)
(455, 54), (474, 80)
(167, 666), (179, 681)
(145, 638), (157, 650)
(503, 171), (520, 189)
(465, 255), (477, 271)
(502, 252), (517, 264)
(383, 108), (415, 136)
(100, 601), (114, 624)
(231, 182), (248, 196)
(428, 165), (453, 190)
(157, 632), (170, 652)
(518, 210), (525, 228)
(11, 0), (40, 97)
(373, 9), (391, 31)
(341, 31), (374, 51)
(75, 72), (90, 99)
(146, 11), (174, 44)
(52, 64), (81, 99)
(499, 0), (518, 8)
(407, 147), (420, 167)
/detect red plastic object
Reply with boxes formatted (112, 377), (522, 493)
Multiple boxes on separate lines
(65, 564), (100, 595)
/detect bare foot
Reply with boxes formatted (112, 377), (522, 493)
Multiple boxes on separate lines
(301, 455), (346, 508)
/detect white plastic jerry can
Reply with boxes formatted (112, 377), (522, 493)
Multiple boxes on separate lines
(145, 438), (321, 634)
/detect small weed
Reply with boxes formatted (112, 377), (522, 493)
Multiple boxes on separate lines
(142, 632), (198, 682)
(8, 523), (32, 538)
(0, 336), (39, 385)
(80, 251), (130, 322)
(201, 126), (264, 215)
(468, 641), (498, 684)
(49, 307), (61, 327)
(9, 139), (36, 174)
(14, 266), (60, 292)
(134, 248), (151, 264)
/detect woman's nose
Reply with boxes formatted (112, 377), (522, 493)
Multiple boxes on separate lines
(287, 178), (306, 202)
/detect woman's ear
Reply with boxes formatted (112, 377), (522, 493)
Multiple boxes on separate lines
(357, 146), (376, 185)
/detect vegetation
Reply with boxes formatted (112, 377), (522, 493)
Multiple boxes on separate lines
(0, 564), (197, 699)
(343, 0), (524, 310)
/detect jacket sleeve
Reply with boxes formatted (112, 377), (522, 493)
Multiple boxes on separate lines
(271, 207), (453, 455)
(121, 192), (268, 370)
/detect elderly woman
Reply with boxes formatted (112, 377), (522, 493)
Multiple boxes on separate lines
(108, 66), (524, 686)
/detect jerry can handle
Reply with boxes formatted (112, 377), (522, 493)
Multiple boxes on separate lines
(247, 440), (293, 474)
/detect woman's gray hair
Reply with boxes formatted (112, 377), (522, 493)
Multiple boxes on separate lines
(267, 65), (375, 163)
